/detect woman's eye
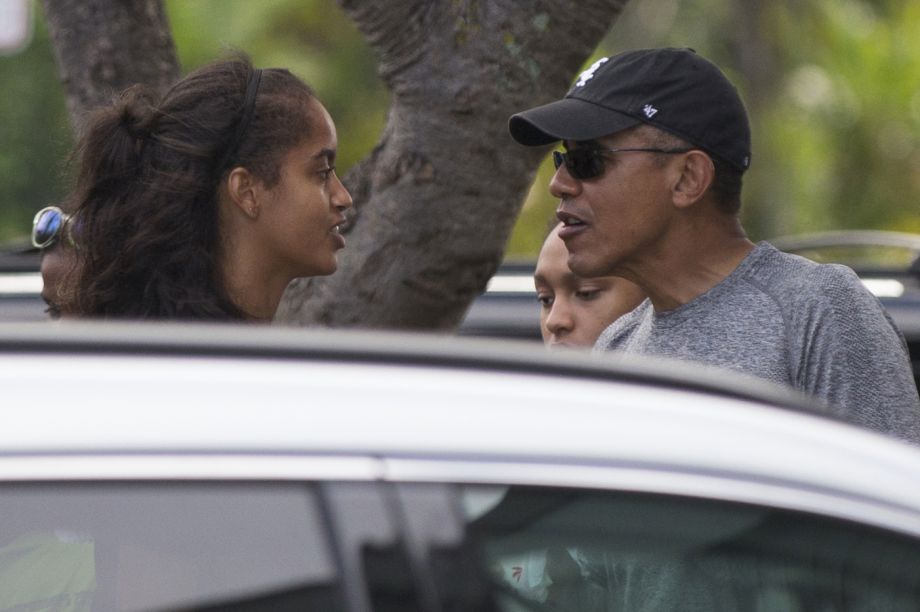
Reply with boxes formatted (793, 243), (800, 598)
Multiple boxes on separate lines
(318, 167), (335, 180)
(575, 289), (599, 301)
(536, 294), (554, 307)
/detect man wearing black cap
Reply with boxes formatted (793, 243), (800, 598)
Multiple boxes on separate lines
(510, 48), (919, 444)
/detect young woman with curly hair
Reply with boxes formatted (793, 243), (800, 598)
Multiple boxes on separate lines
(62, 55), (352, 320)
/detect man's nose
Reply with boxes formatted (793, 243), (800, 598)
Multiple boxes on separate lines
(549, 164), (580, 200)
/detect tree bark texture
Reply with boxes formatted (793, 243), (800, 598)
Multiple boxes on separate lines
(277, 0), (630, 331)
(40, 0), (180, 130)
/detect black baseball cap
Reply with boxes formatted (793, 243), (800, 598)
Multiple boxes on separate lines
(509, 48), (752, 172)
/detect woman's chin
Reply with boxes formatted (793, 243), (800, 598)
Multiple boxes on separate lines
(299, 257), (338, 278)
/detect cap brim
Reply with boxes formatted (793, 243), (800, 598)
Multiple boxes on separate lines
(509, 98), (641, 146)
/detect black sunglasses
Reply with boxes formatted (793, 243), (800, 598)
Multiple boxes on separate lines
(31, 206), (72, 249)
(552, 147), (693, 180)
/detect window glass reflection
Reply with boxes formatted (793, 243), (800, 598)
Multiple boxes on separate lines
(464, 486), (920, 612)
(0, 483), (339, 611)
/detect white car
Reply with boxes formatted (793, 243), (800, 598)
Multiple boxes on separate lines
(2, 321), (920, 611)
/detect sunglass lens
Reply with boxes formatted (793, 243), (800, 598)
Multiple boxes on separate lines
(553, 149), (603, 180)
(570, 149), (603, 180)
(33, 210), (62, 247)
(552, 151), (564, 170)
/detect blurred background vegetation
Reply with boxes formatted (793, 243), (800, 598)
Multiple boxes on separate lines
(1, 0), (918, 258)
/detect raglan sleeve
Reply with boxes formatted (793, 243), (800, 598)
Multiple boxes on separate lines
(790, 265), (920, 445)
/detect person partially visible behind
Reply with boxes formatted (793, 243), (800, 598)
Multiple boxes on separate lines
(31, 205), (76, 318)
(510, 47), (920, 444)
(61, 55), (352, 321)
(535, 223), (645, 349)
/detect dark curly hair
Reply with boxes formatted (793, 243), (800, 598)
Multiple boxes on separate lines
(64, 55), (316, 319)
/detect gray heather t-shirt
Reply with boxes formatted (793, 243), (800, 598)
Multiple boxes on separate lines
(595, 241), (920, 444)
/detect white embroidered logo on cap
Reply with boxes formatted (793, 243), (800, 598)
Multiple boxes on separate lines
(643, 104), (658, 118)
(574, 57), (609, 87)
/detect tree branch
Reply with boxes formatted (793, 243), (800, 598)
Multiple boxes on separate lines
(336, 0), (431, 87)
(40, 0), (180, 128)
(278, 0), (631, 330)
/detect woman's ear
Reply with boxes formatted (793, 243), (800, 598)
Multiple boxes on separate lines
(226, 167), (260, 219)
(671, 150), (715, 209)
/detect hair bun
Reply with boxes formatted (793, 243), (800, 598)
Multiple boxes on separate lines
(118, 85), (158, 141)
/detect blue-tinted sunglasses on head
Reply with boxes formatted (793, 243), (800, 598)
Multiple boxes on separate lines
(31, 206), (72, 249)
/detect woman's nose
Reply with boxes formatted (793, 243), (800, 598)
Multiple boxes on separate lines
(545, 299), (574, 336)
(333, 175), (353, 212)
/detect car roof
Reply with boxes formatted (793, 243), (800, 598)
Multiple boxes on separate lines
(3, 321), (920, 539)
(0, 319), (813, 406)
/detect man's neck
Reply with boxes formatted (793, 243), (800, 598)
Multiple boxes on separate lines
(623, 217), (755, 313)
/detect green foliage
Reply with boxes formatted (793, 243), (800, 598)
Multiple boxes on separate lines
(0, 2), (71, 243)
(504, 0), (920, 257)
(0, 0), (385, 244)
(503, 154), (558, 260)
(2, 0), (918, 253)
(771, 0), (920, 234)
(165, 0), (387, 173)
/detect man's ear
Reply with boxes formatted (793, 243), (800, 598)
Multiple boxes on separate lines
(671, 150), (715, 209)
(226, 167), (260, 219)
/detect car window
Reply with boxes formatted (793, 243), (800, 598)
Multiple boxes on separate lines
(0, 483), (340, 611)
(464, 485), (920, 612)
(5, 481), (920, 611)
(0, 481), (503, 612)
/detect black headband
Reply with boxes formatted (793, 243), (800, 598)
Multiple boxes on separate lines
(219, 68), (263, 172)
